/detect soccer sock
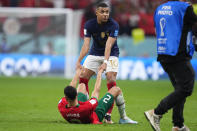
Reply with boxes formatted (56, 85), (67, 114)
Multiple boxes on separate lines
(107, 102), (114, 115)
(106, 82), (116, 115)
(107, 82), (116, 90)
(79, 78), (89, 95)
(115, 93), (127, 119)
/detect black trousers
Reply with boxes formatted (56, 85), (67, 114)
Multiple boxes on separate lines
(154, 60), (195, 127)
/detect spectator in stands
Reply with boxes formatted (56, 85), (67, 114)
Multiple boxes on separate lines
(0, 0), (10, 7)
(138, 2), (155, 36)
(2, 0), (192, 36)
(0, 36), (10, 53)
(52, 0), (65, 8)
(10, 0), (19, 7)
(18, 0), (35, 7)
(113, 0), (131, 35)
(128, 5), (140, 33)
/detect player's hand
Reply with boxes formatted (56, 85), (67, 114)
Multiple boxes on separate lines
(76, 61), (82, 70)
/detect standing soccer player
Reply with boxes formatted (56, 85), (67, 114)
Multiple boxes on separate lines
(145, 0), (197, 131)
(76, 3), (137, 124)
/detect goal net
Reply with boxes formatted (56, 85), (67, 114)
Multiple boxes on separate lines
(0, 7), (83, 78)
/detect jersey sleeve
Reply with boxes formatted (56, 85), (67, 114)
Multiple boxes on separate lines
(87, 98), (98, 110)
(58, 97), (67, 112)
(109, 22), (119, 38)
(84, 22), (92, 37)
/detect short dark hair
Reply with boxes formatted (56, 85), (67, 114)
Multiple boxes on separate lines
(64, 86), (77, 100)
(96, 3), (109, 9)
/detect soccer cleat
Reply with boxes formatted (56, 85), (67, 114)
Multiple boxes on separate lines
(119, 116), (138, 124)
(172, 125), (190, 131)
(104, 114), (114, 124)
(144, 109), (162, 131)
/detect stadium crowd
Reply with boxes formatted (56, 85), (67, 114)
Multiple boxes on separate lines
(1, 0), (196, 36)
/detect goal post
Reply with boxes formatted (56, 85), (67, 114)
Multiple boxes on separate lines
(0, 7), (83, 78)
(65, 9), (83, 79)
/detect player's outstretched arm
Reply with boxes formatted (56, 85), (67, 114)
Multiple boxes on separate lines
(99, 37), (116, 71)
(69, 68), (82, 88)
(91, 68), (104, 99)
(76, 37), (91, 69)
(104, 37), (116, 61)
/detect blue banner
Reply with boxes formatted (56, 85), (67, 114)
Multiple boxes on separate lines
(0, 54), (197, 80)
(118, 57), (197, 80)
(0, 54), (64, 77)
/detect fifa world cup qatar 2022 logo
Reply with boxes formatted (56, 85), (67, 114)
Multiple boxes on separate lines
(160, 17), (166, 37)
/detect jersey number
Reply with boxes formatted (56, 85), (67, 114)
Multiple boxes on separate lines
(103, 94), (111, 103)
(109, 59), (118, 68)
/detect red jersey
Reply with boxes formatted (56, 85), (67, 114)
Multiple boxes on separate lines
(58, 97), (100, 124)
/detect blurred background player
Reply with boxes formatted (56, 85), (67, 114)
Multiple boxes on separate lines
(58, 67), (138, 124)
(145, 0), (197, 131)
(76, 2), (137, 124)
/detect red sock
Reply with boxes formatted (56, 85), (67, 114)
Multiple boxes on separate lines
(107, 81), (116, 90)
(106, 82), (116, 114)
(79, 78), (89, 94)
(107, 103), (114, 115)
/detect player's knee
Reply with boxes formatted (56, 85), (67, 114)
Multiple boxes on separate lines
(79, 72), (86, 79)
(115, 86), (122, 95)
(183, 87), (194, 97)
(80, 68), (94, 79)
(77, 83), (87, 94)
(184, 78), (195, 96)
(178, 88), (193, 98)
(106, 73), (116, 82)
(108, 86), (121, 97)
(80, 71), (89, 79)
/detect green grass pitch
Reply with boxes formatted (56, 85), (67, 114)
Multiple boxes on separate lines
(0, 77), (196, 131)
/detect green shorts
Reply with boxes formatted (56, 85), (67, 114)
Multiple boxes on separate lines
(95, 93), (114, 122)
(77, 92), (88, 102)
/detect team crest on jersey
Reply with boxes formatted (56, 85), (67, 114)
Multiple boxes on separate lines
(101, 32), (105, 38)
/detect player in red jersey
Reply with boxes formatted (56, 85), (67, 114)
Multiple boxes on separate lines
(58, 68), (138, 124)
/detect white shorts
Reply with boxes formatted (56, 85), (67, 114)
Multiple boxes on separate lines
(83, 55), (119, 73)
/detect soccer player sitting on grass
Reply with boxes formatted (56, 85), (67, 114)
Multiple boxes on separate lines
(58, 67), (138, 124)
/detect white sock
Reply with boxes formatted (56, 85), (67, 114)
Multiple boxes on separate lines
(86, 93), (89, 100)
(115, 93), (127, 119)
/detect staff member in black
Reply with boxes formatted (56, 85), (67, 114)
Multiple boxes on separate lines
(145, 0), (197, 131)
